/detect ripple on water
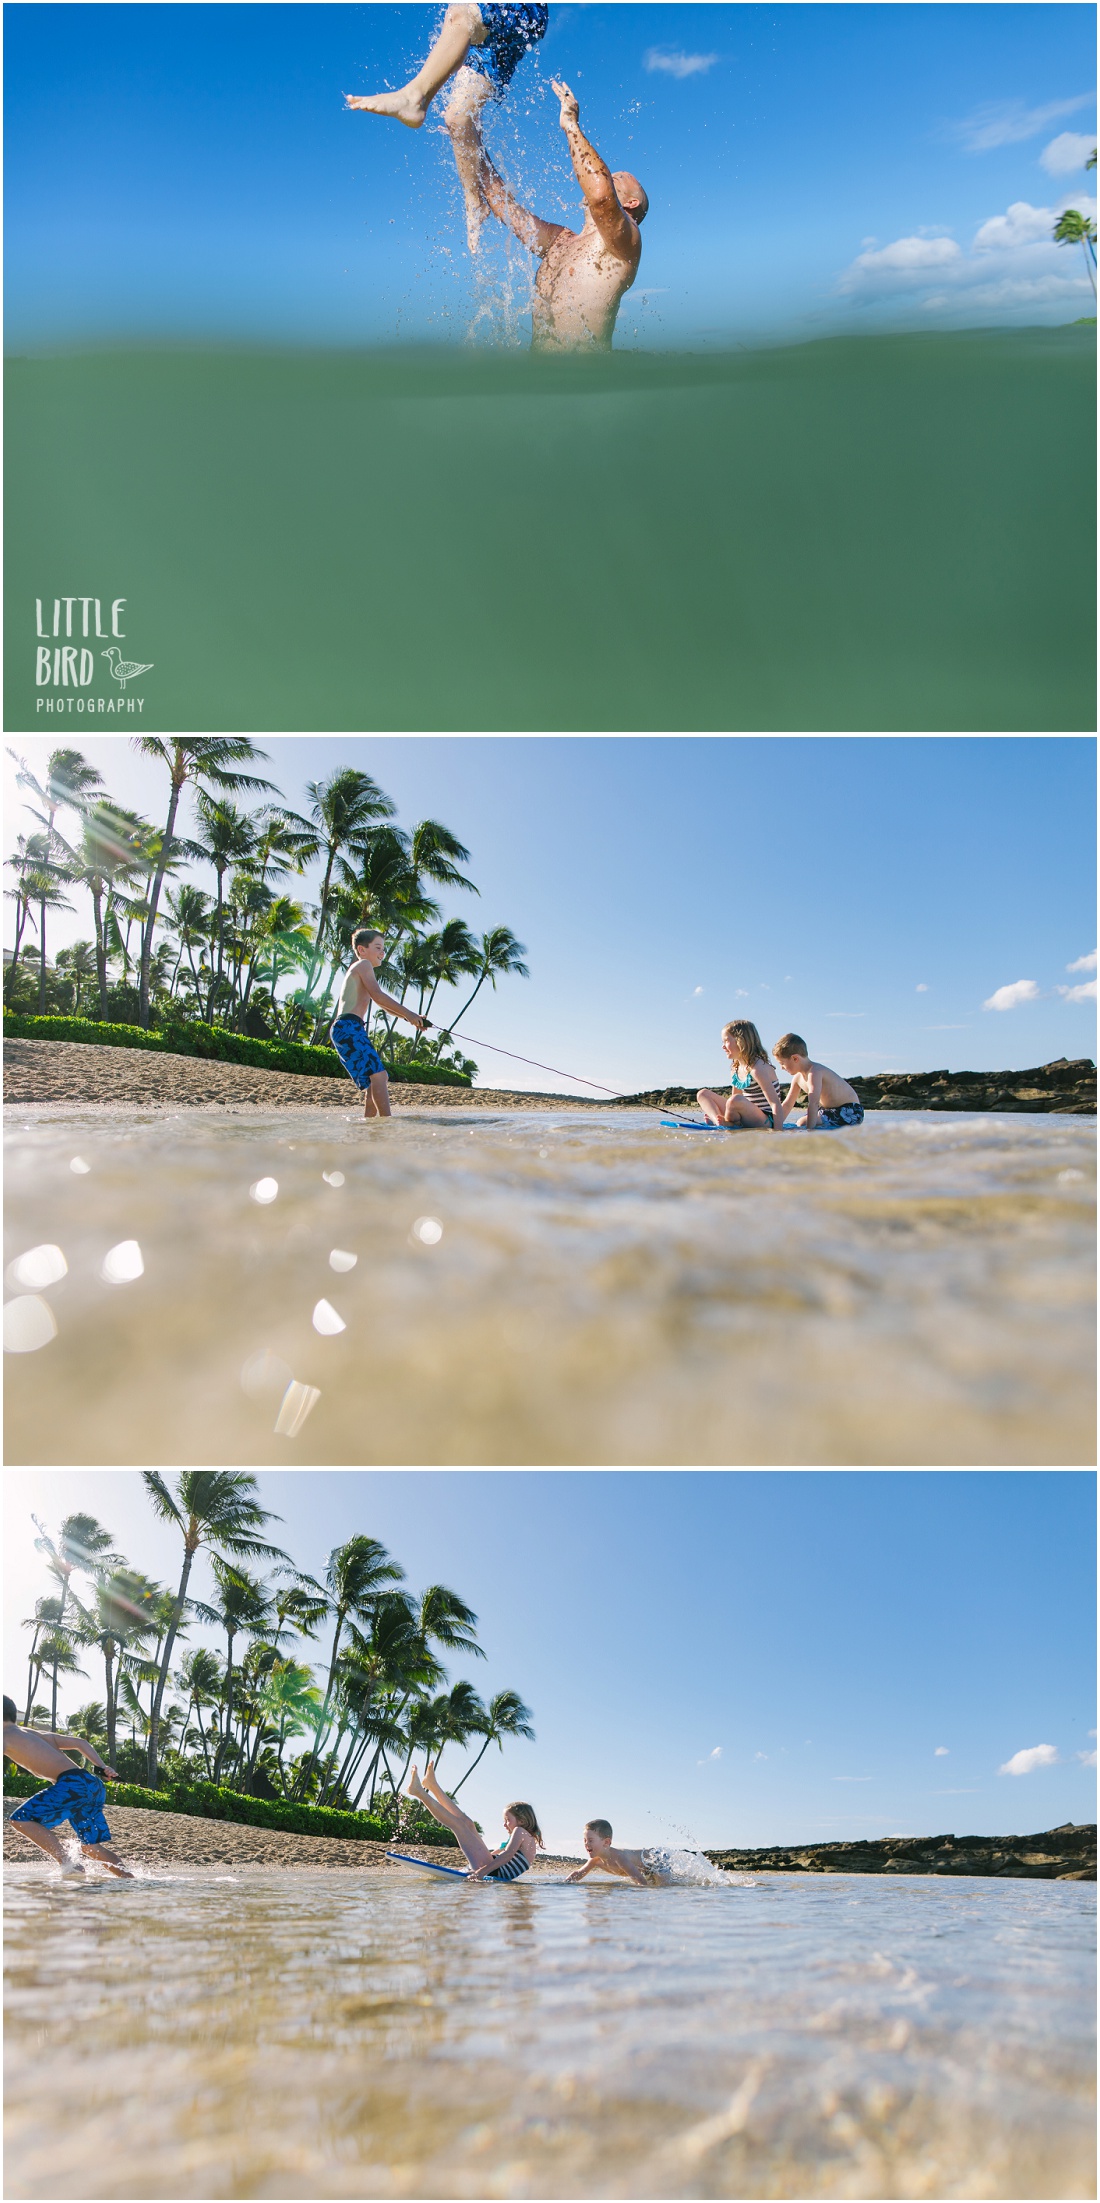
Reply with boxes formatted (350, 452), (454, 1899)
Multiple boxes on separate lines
(3, 1869), (1095, 2198)
(3, 1108), (1094, 1465)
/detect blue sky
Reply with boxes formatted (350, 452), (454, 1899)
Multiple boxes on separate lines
(5, 4), (1096, 350)
(4, 1469), (1096, 1853)
(4, 735), (1096, 1086)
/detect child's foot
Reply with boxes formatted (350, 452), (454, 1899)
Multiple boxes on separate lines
(423, 1759), (449, 1801)
(60, 1864), (87, 1879)
(345, 85), (429, 128)
(406, 1767), (430, 1804)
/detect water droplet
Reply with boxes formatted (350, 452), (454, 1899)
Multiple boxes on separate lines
(7, 1244), (68, 1292)
(312, 1298), (347, 1335)
(1058, 1169), (1085, 1184)
(329, 1249), (358, 1272)
(3, 1295), (59, 1354)
(411, 1216), (444, 1245)
(250, 1178), (279, 1204)
(69, 1156), (91, 1175)
(240, 1349), (293, 1400)
(322, 1171), (346, 1188)
(100, 1240), (144, 1285)
(539, 1148), (548, 1159)
(274, 1379), (322, 1437)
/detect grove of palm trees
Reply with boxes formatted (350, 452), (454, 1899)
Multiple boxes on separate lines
(13, 1475), (534, 1839)
(4, 741), (530, 1078)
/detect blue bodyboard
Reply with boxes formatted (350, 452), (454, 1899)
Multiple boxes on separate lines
(660, 1117), (724, 1131)
(386, 1851), (469, 1878)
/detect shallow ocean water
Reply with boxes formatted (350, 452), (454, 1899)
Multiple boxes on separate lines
(2, 1105), (1095, 1465)
(4, 1865), (1094, 2199)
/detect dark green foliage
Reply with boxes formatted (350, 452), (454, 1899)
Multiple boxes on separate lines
(2, 1764), (459, 1845)
(3, 1012), (472, 1085)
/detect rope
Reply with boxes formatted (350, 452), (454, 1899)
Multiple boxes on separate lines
(431, 1023), (630, 1100)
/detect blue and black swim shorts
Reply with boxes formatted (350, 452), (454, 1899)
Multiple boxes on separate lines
(10, 1766), (112, 1845)
(330, 1015), (386, 1088)
(465, 4), (548, 94)
(813, 1101), (865, 1131)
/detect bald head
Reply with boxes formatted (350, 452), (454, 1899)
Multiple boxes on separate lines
(613, 172), (649, 223)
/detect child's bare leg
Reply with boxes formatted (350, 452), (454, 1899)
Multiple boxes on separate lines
(82, 1841), (135, 1878)
(345, 3), (486, 127)
(11, 1821), (80, 1871)
(405, 1765), (493, 1870)
(444, 68), (495, 252)
(364, 1070), (391, 1119)
(697, 1086), (734, 1127)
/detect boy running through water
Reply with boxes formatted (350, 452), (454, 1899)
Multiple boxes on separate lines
(567, 1819), (673, 1886)
(3, 1697), (133, 1878)
(772, 1035), (865, 1130)
(330, 928), (430, 1119)
(345, 4), (549, 252)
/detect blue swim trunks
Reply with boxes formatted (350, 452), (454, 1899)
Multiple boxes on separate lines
(465, 3), (548, 93)
(812, 1101), (865, 1131)
(10, 1766), (112, 1845)
(330, 1015), (386, 1088)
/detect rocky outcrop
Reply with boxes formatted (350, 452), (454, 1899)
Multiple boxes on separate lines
(616, 1060), (1096, 1114)
(706, 1822), (1096, 1880)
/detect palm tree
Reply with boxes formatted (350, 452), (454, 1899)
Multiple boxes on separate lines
(284, 770), (396, 998)
(412, 1679), (489, 1782)
(162, 884), (212, 1004)
(48, 801), (151, 1020)
(174, 1647), (224, 1779)
(131, 740), (274, 1027)
(192, 795), (258, 1016)
(445, 926), (530, 1033)
(1053, 207), (1098, 296)
(300, 1537), (406, 1796)
(418, 920), (483, 1024)
(199, 1563), (276, 1783)
(140, 1472), (287, 1786)
(31, 1512), (123, 1723)
(9, 748), (106, 1009)
(68, 1702), (110, 1754)
(71, 1569), (162, 1765)
(255, 1659), (322, 1794)
(55, 940), (97, 1016)
(451, 1689), (535, 1793)
(4, 834), (52, 989)
(21, 1594), (66, 1720)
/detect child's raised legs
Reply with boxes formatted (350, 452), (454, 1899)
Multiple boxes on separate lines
(345, 3), (487, 128)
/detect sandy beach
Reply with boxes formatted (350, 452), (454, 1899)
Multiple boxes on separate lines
(3, 1800), (572, 1873)
(3, 1039), (587, 1111)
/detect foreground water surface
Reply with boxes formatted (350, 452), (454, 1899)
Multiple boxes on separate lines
(3, 1106), (1094, 1464)
(4, 1866), (1094, 2199)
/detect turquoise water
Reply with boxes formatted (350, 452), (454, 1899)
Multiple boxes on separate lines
(4, 1865), (1094, 2197)
(3, 1104), (1094, 1465)
(5, 327), (1094, 730)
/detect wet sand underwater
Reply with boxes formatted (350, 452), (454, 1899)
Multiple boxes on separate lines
(5, 1863), (1095, 2199)
(5, 328), (1094, 732)
(4, 1103), (1094, 1465)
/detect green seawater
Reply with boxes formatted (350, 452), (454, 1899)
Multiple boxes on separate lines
(5, 327), (1095, 731)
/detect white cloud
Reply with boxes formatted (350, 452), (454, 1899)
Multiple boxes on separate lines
(1076, 1748), (1098, 1768)
(934, 1746), (949, 1756)
(839, 235), (961, 292)
(998, 1743), (1060, 1775)
(692, 986), (704, 996)
(644, 47), (718, 79)
(695, 1745), (723, 1764)
(1058, 979), (1098, 1003)
(838, 194), (1095, 315)
(1040, 131), (1097, 176)
(1067, 951), (1097, 972)
(974, 199), (1061, 250)
(916, 983), (929, 992)
(983, 979), (1040, 1011)
(951, 95), (1094, 154)
(753, 1751), (767, 1761)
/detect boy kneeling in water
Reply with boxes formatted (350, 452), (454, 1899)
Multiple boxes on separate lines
(772, 1034), (865, 1130)
(3, 1696), (133, 1878)
(567, 1818), (672, 1885)
(330, 928), (430, 1119)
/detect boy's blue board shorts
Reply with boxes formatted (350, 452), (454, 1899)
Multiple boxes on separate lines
(813, 1101), (865, 1130)
(466, 4), (548, 93)
(330, 1015), (386, 1087)
(10, 1766), (112, 1845)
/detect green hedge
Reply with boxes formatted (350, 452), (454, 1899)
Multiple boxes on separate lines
(3, 1013), (472, 1087)
(3, 1765), (458, 1845)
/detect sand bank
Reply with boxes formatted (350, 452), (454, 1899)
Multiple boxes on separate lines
(3, 1800), (573, 1873)
(3, 1039), (591, 1111)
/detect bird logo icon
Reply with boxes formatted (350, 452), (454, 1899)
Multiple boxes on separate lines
(102, 646), (154, 690)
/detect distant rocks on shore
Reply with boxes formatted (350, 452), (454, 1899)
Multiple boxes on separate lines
(620, 1060), (1096, 1115)
(705, 1823), (1096, 1880)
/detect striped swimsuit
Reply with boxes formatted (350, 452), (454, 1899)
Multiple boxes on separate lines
(732, 1064), (775, 1122)
(486, 1846), (532, 1882)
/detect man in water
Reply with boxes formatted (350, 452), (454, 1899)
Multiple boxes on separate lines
(566, 1818), (672, 1885)
(3, 1696), (134, 1878)
(329, 927), (430, 1119)
(448, 77), (647, 348)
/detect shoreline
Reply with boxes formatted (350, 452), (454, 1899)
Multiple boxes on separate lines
(5, 1802), (1093, 1878)
(4, 1039), (1095, 1113)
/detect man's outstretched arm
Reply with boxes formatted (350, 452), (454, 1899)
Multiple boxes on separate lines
(476, 141), (566, 256)
(553, 80), (637, 258)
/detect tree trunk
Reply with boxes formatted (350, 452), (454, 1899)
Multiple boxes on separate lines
(451, 1732), (494, 1794)
(148, 1541), (195, 1786)
(140, 770), (183, 1029)
(104, 1642), (117, 1765)
(38, 894), (48, 1012)
(447, 969), (489, 1033)
(92, 884), (108, 1019)
(213, 1632), (237, 1782)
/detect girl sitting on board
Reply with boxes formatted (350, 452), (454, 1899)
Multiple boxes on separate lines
(697, 1020), (782, 1130)
(406, 1762), (541, 1882)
